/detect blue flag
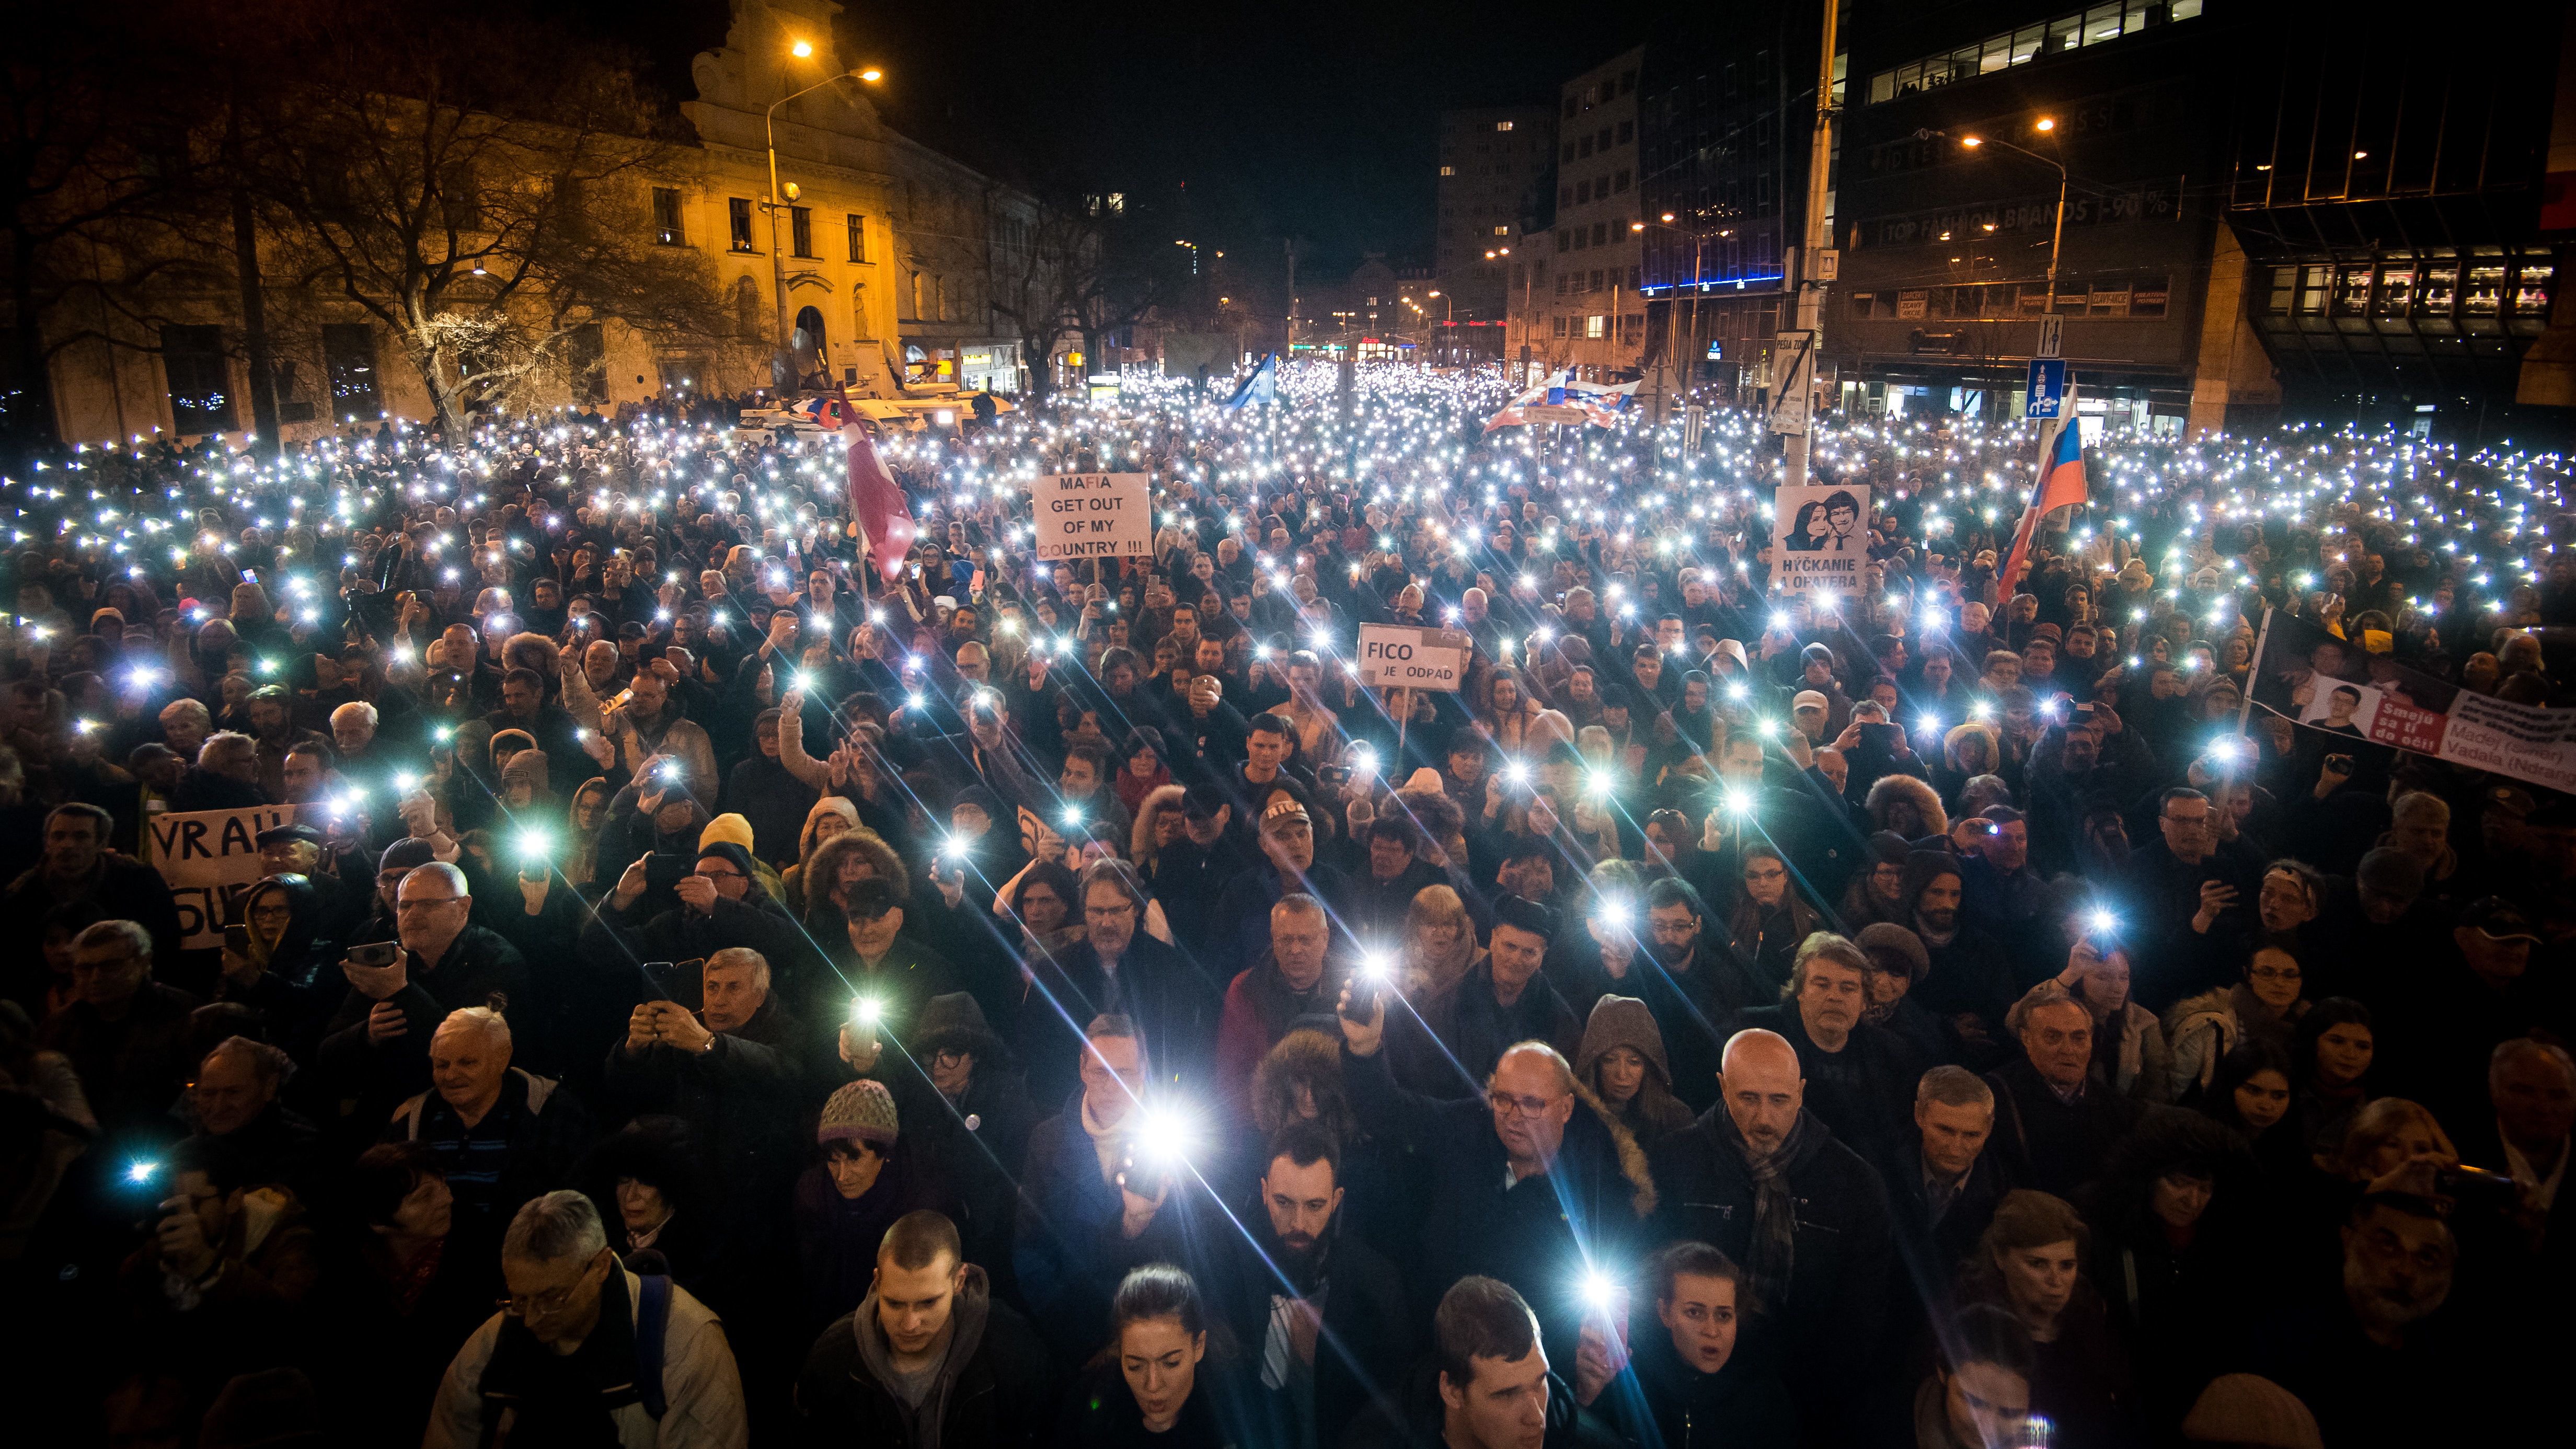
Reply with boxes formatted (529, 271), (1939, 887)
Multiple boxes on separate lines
(1223, 352), (1277, 410)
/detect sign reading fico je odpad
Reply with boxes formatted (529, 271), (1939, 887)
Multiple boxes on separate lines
(1355, 625), (1473, 692)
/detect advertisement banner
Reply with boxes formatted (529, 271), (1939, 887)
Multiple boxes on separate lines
(2246, 609), (2576, 795)
(1769, 484), (1873, 599)
(1031, 472), (1153, 560)
(148, 804), (301, 949)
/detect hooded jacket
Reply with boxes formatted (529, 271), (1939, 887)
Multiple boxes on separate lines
(1574, 994), (1697, 1140)
(792, 1262), (1051, 1449)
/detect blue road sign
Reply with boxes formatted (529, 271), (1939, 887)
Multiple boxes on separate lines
(2025, 358), (2067, 419)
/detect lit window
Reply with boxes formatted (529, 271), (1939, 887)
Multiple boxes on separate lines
(1495, 120), (1515, 131)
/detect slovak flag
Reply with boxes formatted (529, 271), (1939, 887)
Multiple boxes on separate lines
(1223, 352), (1278, 410)
(2001, 400), (2088, 592)
(1483, 367), (1576, 432)
(1580, 378), (1639, 429)
(802, 393), (915, 583)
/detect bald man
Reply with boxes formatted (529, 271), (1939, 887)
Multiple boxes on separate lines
(1649, 1028), (1893, 1438)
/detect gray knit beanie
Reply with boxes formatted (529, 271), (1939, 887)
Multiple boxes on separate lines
(816, 1080), (900, 1147)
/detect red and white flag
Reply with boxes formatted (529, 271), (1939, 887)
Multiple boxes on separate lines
(802, 394), (915, 583)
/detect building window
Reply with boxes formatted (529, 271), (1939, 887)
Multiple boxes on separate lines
(1554, 315), (1568, 336)
(1579, 136), (1594, 158)
(1591, 222), (1607, 246)
(320, 323), (379, 419)
(789, 206), (814, 258)
(1614, 169), (1630, 192)
(1556, 274), (1569, 295)
(652, 188), (685, 246)
(847, 213), (867, 262)
(1617, 120), (1634, 143)
(1441, 165), (1457, 176)
(1585, 315), (1606, 338)
(1576, 179), (1591, 204)
(728, 198), (755, 252)
(1495, 120), (1515, 131)
(908, 271), (923, 318)
(1865, 0), (2206, 106)
(161, 325), (234, 434)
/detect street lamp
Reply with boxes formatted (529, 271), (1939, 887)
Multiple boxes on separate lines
(767, 56), (883, 392)
(1175, 239), (1199, 275)
(1926, 122), (2069, 315)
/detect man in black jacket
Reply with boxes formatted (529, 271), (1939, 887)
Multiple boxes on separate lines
(1647, 1027), (1894, 1442)
(1336, 979), (1653, 1376)
(1015, 860), (1218, 1103)
(1980, 981), (2141, 1198)
(0, 802), (189, 989)
(317, 861), (537, 1100)
(580, 842), (823, 1009)
(1879, 1065), (2012, 1344)
(603, 947), (812, 1229)
(1729, 933), (1922, 1168)
(794, 1208), (1052, 1447)
(1206, 1121), (1415, 1448)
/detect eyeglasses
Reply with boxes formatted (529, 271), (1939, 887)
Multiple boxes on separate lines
(1489, 1089), (1563, 1119)
(498, 1255), (603, 1318)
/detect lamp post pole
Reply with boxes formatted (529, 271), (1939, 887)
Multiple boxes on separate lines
(766, 67), (876, 393)
(1781, 0), (1841, 489)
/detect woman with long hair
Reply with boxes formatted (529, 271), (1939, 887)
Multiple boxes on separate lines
(2289, 997), (2375, 1156)
(1400, 884), (1484, 1001)
(1574, 995), (1694, 1145)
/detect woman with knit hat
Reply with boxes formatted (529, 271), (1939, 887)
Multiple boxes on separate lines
(792, 1079), (952, 1333)
(1575, 995), (1695, 1145)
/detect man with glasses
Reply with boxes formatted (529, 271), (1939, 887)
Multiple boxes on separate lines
(1016, 859), (1215, 1105)
(2118, 786), (2259, 1010)
(319, 862), (537, 1098)
(1335, 959), (1653, 1380)
(426, 1190), (744, 1447)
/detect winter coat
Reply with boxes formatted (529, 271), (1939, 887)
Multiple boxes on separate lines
(2089, 999), (2174, 1102)
(316, 924), (535, 1100)
(425, 1268), (746, 1449)
(385, 1067), (595, 1231)
(2164, 985), (2305, 1101)
(794, 1263), (1051, 1448)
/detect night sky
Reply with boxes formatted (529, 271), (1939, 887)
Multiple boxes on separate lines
(538, 0), (1651, 281)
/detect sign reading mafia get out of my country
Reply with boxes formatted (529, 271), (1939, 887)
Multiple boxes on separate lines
(1032, 472), (1153, 560)
(1355, 624), (1473, 692)
(148, 803), (300, 949)
(1769, 483), (1872, 598)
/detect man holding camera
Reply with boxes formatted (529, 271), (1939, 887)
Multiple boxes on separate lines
(318, 862), (536, 1098)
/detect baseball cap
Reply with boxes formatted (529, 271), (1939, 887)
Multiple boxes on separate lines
(256, 823), (325, 849)
(1260, 796), (1312, 832)
(1493, 894), (1557, 941)
(1792, 689), (1829, 713)
(1182, 782), (1230, 819)
(2459, 896), (2540, 943)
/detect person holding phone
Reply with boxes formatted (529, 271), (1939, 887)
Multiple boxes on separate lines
(316, 862), (535, 1097)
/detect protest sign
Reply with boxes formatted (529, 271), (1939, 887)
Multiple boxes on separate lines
(1355, 625), (1473, 692)
(1769, 483), (1872, 598)
(149, 804), (300, 949)
(1031, 472), (1153, 560)
(2246, 608), (2576, 794)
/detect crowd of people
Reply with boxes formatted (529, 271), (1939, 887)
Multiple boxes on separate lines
(0, 361), (2570, 1449)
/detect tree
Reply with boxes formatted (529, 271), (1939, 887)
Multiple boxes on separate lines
(251, 3), (737, 436)
(987, 193), (1187, 401)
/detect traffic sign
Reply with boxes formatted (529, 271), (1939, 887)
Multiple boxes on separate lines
(2035, 315), (2063, 358)
(2025, 358), (2068, 419)
(1354, 625), (1472, 692)
(1767, 330), (1816, 436)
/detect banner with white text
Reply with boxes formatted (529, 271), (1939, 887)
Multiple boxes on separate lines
(1769, 484), (1873, 599)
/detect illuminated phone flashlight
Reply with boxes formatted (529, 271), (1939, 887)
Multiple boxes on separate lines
(1768, 612), (1790, 632)
(1351, 744), (1377, 774)
(126, 1160), (160, 1186)
(515, 830), (551, 862)
(1360, 951), (1396, 986)
(850, 997), (883, 1027)
(1595, 896), (1632, 930)
(1585, 770), (1614, 797)
(1061, 806), (1085, 829)
(906, 691), (926, 711)
(2088, 909), (2120, 936)
(1971, 702), (1995, 722)
(1579, 1269), (1621, 1314)
(1503, 761), (1531, 787)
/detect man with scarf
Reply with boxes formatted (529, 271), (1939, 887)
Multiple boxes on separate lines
(1205, 1121), (1414, 1448)
(426, 1190), (744, 1448)
(1648, 1028), (1892, 1446)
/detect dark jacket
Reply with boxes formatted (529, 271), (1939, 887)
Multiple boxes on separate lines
(39, 981), (201, 1134)
(316, 924), (535, 1099)
(1341, 1039), (1653, 1373)
(602, 996), (813, 1218)
(1015, 935), (1221, 1104)
(1, 853), (191, 990)
(1214, 949), (1350, 1111)
(1981, 1057), (2146, 1199)
(1203, 1200), (1414, 1447)
(1730, 1005), (1924, 1168)
(1384, 960), (1583, 1099)
(382, 1067), (594, 1230)
(1648, 1108), (1895, 1425)
(1593, 1327), (1800, 1449)
(579, 889), (824, 1008)
(793, 1263), (1053, 1448)
(1009, 1090), (1204, 1364)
